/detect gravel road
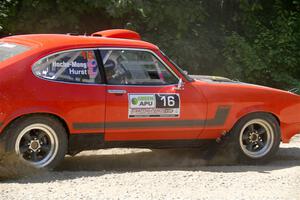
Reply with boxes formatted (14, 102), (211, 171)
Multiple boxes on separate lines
(1, 135), (300, 200)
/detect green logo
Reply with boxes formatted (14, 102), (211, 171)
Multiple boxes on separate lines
(132, 98), (139, 105)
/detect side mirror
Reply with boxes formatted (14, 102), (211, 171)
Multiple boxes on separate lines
(174, 78), (184, 91)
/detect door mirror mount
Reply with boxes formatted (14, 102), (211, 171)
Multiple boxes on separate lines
(174, 78), (184, 91)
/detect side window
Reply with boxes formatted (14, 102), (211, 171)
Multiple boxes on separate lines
(32, 50), (101, 84)
(101, 50), (178, 85)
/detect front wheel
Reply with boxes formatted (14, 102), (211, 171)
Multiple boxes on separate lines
(229, 113), (280, 163)
(3, 116), (67, 169)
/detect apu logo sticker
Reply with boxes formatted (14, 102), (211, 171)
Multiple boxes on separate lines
(129, 95), (156, 109)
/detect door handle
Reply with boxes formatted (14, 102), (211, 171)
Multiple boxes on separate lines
(107, 89), (127, 94)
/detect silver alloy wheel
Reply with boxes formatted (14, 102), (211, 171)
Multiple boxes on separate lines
(239, 119), (274, 158)
(15, 123), (59, 168)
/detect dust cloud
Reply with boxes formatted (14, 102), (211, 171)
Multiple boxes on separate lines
(0, 149), (39, 181)
(58, 141), (239, 171)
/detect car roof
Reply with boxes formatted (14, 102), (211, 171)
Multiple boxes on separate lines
(1, 32), (159, 51)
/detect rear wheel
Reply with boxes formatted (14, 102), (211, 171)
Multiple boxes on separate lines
(229, 113), (280, 163)
(3, 115), (67, 169)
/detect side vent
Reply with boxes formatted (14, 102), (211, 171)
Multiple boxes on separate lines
(91, 29), (141, 40)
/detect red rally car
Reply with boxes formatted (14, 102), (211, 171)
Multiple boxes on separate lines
(0, 29), (300, 169)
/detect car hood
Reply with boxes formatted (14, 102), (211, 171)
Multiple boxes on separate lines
(191, 75), (299, 96)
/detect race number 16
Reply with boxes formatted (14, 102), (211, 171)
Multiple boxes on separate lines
(160, 96), (175, 107)
(155, 94), (179, 108)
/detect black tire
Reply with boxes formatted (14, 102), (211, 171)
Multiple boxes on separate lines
(227, 113), (280, 164)
(2, 115), (67, 169)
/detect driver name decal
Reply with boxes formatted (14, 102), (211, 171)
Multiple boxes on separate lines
(128, 94), (180, 118)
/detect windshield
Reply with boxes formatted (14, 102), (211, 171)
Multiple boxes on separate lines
(0, 42), (30, 62)
(160, 50), (194, 82)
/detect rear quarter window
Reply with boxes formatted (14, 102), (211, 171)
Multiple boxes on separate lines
(0, 42), (30, 62)
(32, 50), (102, 84)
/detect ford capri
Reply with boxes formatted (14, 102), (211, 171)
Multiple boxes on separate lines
(0, 29), (300, 169)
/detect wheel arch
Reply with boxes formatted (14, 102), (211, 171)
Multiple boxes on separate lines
(0, 112), (70, 139)
(230, 111), (281, 134)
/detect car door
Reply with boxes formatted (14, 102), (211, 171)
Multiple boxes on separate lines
(100, 48), (206, 141)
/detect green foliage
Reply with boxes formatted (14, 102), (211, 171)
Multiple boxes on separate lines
(0, 0), (299, 89)
(121, 0), (219, 74)
(224, 0), (300, 89)
(0, 0), (17, 31)
(223, 33), (268, 83)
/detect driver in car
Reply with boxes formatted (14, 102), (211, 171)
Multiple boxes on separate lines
(104, 59), (126, 84)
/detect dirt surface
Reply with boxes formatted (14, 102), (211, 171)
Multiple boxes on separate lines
(1, 135), (300, 200)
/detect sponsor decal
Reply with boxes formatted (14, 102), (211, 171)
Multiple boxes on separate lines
(128, 94), (180, 118)
(52, 59), (98, 78)
(52, 61), (87, 68)
(87, 59), (98, 78)
(129, 94), (156, 109)
(52, 61), (88, 76)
